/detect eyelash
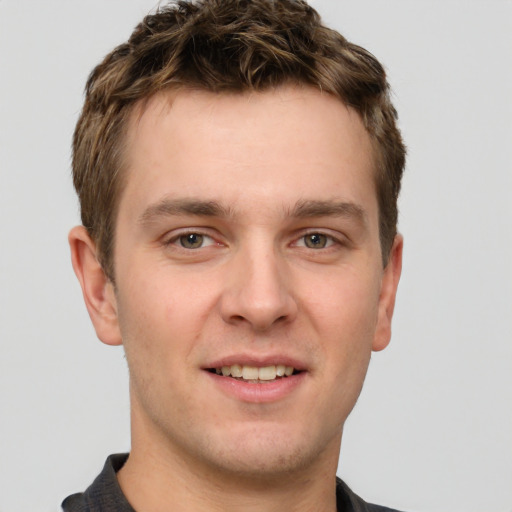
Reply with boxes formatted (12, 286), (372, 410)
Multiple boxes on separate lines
(294, 231), (339, 250)
(163, 229), (343, 252)
(163, 230), (218, 250)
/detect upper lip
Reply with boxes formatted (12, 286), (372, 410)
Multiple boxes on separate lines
(203, 354), (308, 371)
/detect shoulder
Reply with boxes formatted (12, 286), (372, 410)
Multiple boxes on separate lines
(61, 454), (134, 512)
(336, 477), (407, 512)
(61, 493), (87, 512)
(366, 505), (406, 512)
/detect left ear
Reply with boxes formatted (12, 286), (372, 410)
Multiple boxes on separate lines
(372, 234), (403, 352)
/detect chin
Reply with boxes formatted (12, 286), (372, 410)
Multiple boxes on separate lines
(188, 422), (341, 482)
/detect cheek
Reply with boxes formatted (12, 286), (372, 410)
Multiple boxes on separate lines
(307, 268), (381, 341)
(116, 268), (218, 372)
(305, 270), (381, 394)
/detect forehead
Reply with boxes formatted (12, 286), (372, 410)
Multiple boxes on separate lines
(121, 85), (377, 222)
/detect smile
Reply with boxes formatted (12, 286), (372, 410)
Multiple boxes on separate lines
(209, 364), (298, 382)
(205, 360), (307, 403)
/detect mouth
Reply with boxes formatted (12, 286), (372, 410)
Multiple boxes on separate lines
(204, 360), (307, 403)
(206, 364), (301, 383)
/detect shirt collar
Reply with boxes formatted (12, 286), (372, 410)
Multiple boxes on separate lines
(63, 453), (378, 512)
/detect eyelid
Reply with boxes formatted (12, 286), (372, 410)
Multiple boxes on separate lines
(291, 229), (346, 249)
(163, 228), (220, 248)
(160, 227), (347, 249)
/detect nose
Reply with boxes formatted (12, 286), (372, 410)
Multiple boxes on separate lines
(220, 243), (298, 332)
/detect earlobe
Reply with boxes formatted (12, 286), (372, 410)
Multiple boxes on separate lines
(372, 234), (403, 352)
(68, 226), (122, 346)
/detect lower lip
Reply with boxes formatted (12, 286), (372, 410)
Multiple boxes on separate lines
(205, 371), (306, 403)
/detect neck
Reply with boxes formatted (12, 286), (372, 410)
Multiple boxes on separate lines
(117, 409), (340, 512)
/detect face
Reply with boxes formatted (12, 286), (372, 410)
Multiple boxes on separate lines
(84, 86), (401, 480)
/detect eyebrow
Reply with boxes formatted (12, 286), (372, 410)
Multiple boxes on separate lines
(291, 199), (367, 223)
(138, 198), (232, 225)
(138, 197), (367, 225)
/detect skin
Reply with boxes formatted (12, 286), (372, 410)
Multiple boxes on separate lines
(69, 85), (402, 512)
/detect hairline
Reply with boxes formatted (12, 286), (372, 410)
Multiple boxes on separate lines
(103, 83), (389, 281)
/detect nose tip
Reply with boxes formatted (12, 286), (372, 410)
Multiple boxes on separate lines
(227, 297), (292, 332)
(220, 252), (297, 332)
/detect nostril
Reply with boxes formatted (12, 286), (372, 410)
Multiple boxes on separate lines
(220, 280), (298, 331)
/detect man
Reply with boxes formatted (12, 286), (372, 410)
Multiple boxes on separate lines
(64, 0), (406, 510)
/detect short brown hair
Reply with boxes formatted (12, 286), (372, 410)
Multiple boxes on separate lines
(73, 0), (406, 279)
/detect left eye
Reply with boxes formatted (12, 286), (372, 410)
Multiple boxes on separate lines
(177, 233), (215, 249)
(299, 233), (333, 249)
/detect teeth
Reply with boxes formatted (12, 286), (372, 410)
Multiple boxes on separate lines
(242, 366), (259, 380)
(276, 364), (286, 377)
(214, 364), (296, 381)
(258, 366), (276, 381)
(230, 364), (243, 377)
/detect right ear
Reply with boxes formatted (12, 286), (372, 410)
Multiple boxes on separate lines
(68, 226), (122, 346)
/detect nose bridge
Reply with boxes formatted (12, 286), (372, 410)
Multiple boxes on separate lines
(220, 234), (296, 330)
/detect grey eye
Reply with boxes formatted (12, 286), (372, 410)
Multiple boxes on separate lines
(179, 233), (204, 249)
(304, 233), (328, 249)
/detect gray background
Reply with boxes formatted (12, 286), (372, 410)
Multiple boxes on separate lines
(1, 1), (511, 511)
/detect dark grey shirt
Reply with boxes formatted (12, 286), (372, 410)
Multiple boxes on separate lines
(62, 453), (404, 512)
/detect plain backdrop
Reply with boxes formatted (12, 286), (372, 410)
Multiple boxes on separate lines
(1, 1), (511, 511)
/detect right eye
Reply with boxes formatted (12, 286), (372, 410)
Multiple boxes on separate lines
(175, 232), (215, 249)
(301, 233), (331, 249)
